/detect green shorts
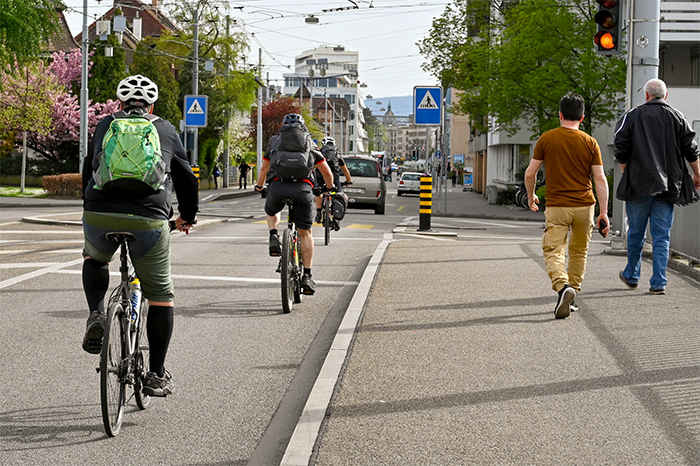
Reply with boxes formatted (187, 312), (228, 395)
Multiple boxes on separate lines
(82, 212), (174, 302)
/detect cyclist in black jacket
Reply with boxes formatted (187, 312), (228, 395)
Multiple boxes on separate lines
(81, 75), (199, 397)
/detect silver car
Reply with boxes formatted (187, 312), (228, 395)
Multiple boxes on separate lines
(341, 155), (387, 215)
(397, 172), (423, 196)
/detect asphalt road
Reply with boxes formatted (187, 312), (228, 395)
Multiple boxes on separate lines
(0, 186), (455, 465)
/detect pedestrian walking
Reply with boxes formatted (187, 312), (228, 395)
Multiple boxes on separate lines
(524, 92), (609, 319)
(213, 165), (221, 189)
(239, 160), (250, 189)
(450, 168), (457, 187)
(614, 78), (700, 295)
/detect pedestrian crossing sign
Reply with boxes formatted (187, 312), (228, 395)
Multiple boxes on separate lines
(414, 86), (442, 126)
(184, 95), (208, 127)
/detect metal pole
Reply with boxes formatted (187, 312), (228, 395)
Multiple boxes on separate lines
(340, 107), (344, 153)
(191, 7), (199, 167)
(353, 87), (358, 154)
(79, 0), (89, 174)
(325, 91), (328, 135)
(257, 48), (263, 184)
(222, 14), (230, 188)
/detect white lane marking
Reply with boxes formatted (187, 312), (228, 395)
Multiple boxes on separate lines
(0, 250), (31, 254)
(396, 233), (457, 242)
(0, 258), (83, 290)
(457, 234), (542, 242)
(0, 263), (62, 268)
(51, 269), (357, 287)
(0, 230), (83, 234)
(281, 232), (393, 466)
(0, 239), (83, 245)
(185, 236), (385, 242)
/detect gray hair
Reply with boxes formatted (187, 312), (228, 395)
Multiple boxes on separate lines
(644, 79), (667, 99)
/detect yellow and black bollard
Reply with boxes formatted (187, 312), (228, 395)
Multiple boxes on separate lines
(191, 165), (200, 180)
(419, 175), (432, 231)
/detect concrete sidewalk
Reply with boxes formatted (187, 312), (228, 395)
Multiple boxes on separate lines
(309, 230), (700, 465)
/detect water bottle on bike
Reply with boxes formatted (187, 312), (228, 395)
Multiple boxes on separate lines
(129, 278), (142, 326)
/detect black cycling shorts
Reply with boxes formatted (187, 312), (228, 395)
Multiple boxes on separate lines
(264, 180), (315, 230)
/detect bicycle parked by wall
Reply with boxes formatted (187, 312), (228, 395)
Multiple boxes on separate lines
(276, 199), (304, 314)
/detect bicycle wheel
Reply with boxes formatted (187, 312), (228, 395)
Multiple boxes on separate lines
(293, 233), (303, 304)
(134, 299), (150, 410)
(281, 229), (294, 313)
(101, 301), (126, 437)
(324, 196), (331, 246)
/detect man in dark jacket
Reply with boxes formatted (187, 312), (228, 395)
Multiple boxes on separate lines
(614, 78), (700, 295)
(81, 75), (199, 397)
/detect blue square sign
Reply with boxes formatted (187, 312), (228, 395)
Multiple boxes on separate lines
(184, 95), (208, 127)
(414, 86), (442, 126)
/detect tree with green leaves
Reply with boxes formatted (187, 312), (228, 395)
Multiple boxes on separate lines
(89, 26), (127, 104)
(419, 0), (626, 136)
(130, 34), (184, 126)
(165, 0), (258, 177)
(0, 0), (59, 67)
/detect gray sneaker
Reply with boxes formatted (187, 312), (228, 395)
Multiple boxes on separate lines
(142, 370), (174, 397)
(82, 311), (105, 354)
(554, 285), (575, 319)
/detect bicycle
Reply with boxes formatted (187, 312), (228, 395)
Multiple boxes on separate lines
(276, 199), (304, 314)
(98, 220), (191, 436)
(98, 230), (150, 437)
(319, 182), (350, 246)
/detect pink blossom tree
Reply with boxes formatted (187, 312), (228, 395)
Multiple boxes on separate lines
(1, 50), (119, 161)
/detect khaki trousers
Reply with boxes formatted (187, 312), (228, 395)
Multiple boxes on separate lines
(542, 205), (594, 293)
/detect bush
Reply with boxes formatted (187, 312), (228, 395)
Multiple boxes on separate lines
(497, 186), (517, 205)
(0, 154), (79, 176)
(43, 174), (82, 198)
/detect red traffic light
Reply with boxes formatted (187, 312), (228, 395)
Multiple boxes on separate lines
(594, 31), (616, 50)
(596, 0), (617, 8)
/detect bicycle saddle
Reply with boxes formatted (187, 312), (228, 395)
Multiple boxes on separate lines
(105, 232), (136, 243)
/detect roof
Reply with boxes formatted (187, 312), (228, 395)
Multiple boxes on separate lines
(47, 4), (79, 53)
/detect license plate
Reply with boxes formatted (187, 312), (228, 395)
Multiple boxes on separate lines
(346, 188), (362, 193)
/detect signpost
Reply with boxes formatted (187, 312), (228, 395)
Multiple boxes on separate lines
(413, 86), (442, 126)
(184, 95), (208, 127)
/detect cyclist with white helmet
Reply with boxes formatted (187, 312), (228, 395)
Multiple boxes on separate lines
(314, 136), (352, 223)
(81, 74), (199, 397)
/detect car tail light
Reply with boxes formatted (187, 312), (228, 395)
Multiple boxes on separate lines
(376, 190), (381, 198)
(399, 181), (404, 185)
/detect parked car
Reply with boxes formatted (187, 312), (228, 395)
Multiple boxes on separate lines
(397, 172), (423, 196)
(341, 155), (386, 215)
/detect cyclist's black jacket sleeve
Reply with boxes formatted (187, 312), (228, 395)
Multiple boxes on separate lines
(83, 114), (199, 223)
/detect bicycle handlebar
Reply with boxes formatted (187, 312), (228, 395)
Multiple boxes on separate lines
(169, 219), (197, 234)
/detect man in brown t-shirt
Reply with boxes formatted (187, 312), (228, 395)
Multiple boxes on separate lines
(524, 93), (610, 319)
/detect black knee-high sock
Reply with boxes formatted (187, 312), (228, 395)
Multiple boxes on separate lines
(82, 258), (110, 315)
(147, 305), (174, 377)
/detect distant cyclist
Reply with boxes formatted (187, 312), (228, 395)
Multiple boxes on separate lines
(255, 114), (334, 294)
(314, 136), (352, 224)
(81, 74), (199, 397)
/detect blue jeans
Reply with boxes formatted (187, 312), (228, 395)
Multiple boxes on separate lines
(622, 196), (674, 289)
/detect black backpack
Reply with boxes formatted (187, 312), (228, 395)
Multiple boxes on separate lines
(321, 145), (340, 174)
(269, 123), (314, 180)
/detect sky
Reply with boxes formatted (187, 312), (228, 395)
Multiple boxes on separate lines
(61, 0), (450, 99)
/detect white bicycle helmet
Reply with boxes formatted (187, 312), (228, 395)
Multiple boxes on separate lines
(321, 136), (335, 146)
(116, 75), (159, 105)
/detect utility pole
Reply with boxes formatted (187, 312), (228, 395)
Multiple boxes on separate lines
(222, 13), (230, 188)
(191, 7), (199, 167)
(78, 0), (89, 174)
(257, 48), (263, 183)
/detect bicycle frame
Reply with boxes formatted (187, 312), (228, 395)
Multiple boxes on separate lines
(279, 199), (303, 313)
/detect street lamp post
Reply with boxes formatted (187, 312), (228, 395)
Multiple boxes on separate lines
(78, 0), (90, 174)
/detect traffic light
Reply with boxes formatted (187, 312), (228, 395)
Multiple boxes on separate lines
(594, 0), (621, 55)
(412, 150), (417, 160)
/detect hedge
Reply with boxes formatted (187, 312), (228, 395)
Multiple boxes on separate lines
(42, 174), (82, 198)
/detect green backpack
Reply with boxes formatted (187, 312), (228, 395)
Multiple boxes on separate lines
(93, 112), (167, 195)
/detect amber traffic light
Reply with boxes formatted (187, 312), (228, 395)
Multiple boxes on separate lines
(594, 0), (621, 55)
